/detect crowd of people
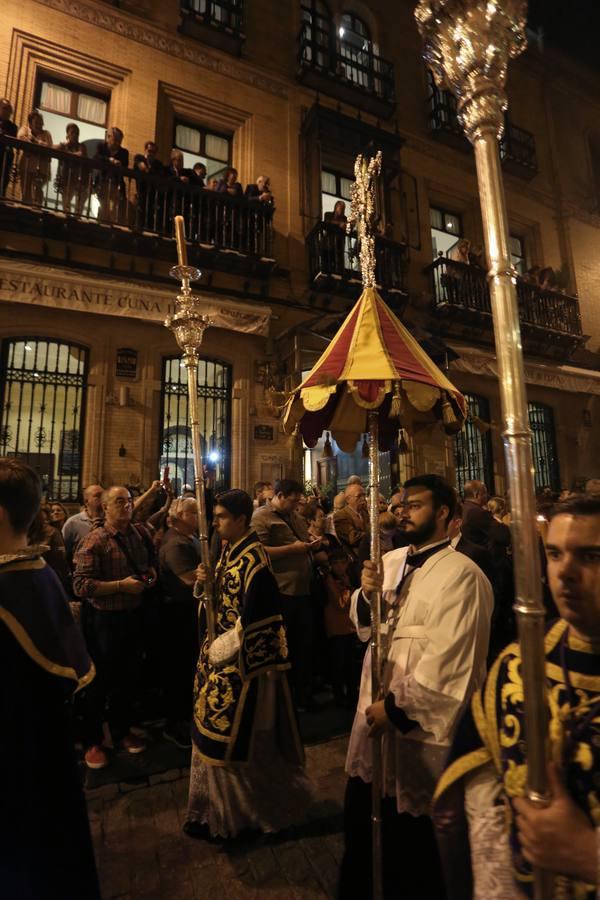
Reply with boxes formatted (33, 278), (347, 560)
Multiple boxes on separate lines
(445, 236), (566, 295)
(2, 454), (600, 899)
(0, 100), (274, 237)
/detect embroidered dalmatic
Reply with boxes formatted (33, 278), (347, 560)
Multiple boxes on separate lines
(187, 530), (310, 837)
(436, 619), (600, 900)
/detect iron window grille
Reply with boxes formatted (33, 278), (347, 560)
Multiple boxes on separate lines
(159, 356), (232, 495)
(528, 402), (560, 492)
(0, 338), (88, 501)
(454, 393), (494, 496)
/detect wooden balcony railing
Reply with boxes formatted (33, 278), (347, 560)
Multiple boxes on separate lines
(307, 221), (407, 297)
(0, 136), (273, 263)
(426, 256), (584, 356)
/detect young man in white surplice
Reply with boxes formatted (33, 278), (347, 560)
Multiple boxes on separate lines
(338, 474), (493, 900)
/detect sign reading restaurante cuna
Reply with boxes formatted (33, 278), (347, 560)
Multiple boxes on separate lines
(0, 262), (271, 337)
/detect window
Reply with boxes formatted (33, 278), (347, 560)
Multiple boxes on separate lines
(174, 121), (231, 179)
(183, 0), (243, 32)
(589, 137), (600, 213)
(160, 357), (232, 495)
(426, 69), (460, 135)
(0, 338), (88, 501)
(321, 168), (353, 216)
(510, 234), (526, 275)
(454, 393), (494, 495)
(430, 205), (462, 260)
(37, 78), (108, 153)
(36, 77), (108, 216)
(528, 402), (560, 491)
(301, 0), (331, 69)
(338, 13), (373, 92)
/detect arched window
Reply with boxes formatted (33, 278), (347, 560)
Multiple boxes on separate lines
(338, 13), (373, 92)
(454, 393), (494, 495)
(300, 0), (331, 70)
(528, 402), (560, 491)
(0, 338), (88, 501)
(160, 356), (232, 495)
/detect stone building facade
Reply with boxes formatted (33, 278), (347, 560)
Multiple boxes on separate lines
(0, 0), (598, 501)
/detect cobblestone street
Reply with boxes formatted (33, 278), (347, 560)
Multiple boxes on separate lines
(87, 737), (348, 900)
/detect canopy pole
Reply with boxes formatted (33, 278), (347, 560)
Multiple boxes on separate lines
(416, 5), (551, 897)
(166, 217), (216, 645)
(368, 410), (383, 900)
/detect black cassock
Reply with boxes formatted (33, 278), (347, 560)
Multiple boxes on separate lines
(0, 548), (100, 900)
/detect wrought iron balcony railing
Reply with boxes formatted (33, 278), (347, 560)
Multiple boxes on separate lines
(297, 22), (395, 116)
(426, 256), (583, 355)
(0, 136), (273, 263)
(427, 78), (538, 177)
(307, 221), (407, 297)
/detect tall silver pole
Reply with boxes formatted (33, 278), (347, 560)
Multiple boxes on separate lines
(166, 216), (216, 644)
(416, 4), (551, 897)
(368, 411), (383, 900)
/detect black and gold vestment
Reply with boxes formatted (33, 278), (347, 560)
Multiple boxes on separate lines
(191, 529), (302, 766)
(436, 619), (600, 899)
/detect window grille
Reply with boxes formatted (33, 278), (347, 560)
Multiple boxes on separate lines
(0, 338), (88, 501)
(528, 402), (560, 491)
(454, 393), (494, 495)
(159, 357), (232, 495)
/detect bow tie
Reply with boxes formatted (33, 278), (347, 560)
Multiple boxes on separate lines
(405, 540), (450, 570)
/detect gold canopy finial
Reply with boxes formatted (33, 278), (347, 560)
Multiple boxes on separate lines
(347, 150), (382, 288)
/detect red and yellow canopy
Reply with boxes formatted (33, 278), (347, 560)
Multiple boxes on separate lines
(283, 287), (466, 451)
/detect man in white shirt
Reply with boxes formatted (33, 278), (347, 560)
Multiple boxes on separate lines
(339, 474), (493, 900)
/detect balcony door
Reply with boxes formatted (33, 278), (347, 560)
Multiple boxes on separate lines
(0, 338), (88, 501)
(454, 393), (494, 496)
(338, 13), (374, 92)
(528, 402), (560, 492)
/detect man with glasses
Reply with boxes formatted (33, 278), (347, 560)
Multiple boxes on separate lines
(340, 474), (493, 899)
(73, 485), (156, 769)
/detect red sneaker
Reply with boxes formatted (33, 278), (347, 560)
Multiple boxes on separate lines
(85, 746), (110, 769)
(122, 733), (146, 754)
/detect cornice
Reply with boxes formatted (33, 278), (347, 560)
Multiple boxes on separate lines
(32, 0), (289, 100)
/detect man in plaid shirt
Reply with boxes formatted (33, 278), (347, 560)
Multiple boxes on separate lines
(73, 485), (156, 769)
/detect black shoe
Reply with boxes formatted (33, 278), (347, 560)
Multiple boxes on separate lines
(163, 722), (192, 750)
(183, 820), (218, 842)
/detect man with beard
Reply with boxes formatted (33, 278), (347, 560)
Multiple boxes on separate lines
(339, 474), (493, 900)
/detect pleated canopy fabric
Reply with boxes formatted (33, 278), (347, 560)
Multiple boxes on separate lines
(283, 287), (467, 452)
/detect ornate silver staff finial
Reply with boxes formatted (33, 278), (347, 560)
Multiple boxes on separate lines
(415, 0), (527, 141)
(347, 150), (382, 288)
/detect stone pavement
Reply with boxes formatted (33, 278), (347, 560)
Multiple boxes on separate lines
(87, 736), (348, 900)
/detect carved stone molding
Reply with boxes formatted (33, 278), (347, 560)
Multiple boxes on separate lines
(31, 0), (289, 100)
(6, 29), (131, 125)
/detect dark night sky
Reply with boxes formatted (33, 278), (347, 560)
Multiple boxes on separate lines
(527, 0), (600, 69)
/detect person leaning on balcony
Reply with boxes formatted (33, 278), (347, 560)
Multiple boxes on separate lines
(16, 111), (53, 205)
(0, 99), (17, 196)
(217, 166), (243, 198)
(55, 123), (88, 217)
(324, 199), (347, 229)
(94, 126), (129, 224)
(245, 174), (274, 207)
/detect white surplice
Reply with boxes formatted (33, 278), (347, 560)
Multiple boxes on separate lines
(346, 542), (493, 816)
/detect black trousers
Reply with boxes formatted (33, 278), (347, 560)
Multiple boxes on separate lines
(159, 599), (199, 726)
(280, 594), (313, 705)
(329, 634), (359, 704)
(338, 776), (447, 900)
(81, 605), (144, 747)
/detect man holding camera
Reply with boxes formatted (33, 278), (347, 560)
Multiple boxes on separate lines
(73, 485), (156, 769)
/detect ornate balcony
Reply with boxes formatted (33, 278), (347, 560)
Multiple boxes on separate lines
(0, 136), (274, 278)
(426, 76), (538, 178)
(307, 222), (408, 306)
(179, 0), (244, 55)
(425, 257), (585, 360)
(297, 23), (395, 120)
